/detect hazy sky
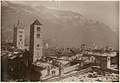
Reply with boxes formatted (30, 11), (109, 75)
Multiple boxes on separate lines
(13, 1), (119, 32)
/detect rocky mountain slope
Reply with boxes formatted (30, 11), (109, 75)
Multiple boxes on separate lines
(1, 1), (118, 49)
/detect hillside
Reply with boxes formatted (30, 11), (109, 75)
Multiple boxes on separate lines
(1, 1), (118, 49)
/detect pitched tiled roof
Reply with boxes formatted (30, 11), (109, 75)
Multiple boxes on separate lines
(31, 19), (42, 25)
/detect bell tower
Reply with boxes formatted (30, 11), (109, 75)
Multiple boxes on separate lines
(29, 19), (43, 63)
(13, 19), (25, 50)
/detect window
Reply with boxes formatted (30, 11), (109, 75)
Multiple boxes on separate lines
(37, 34), (40, 38)
(37, 44), (39, 47)
(19, 31), (23, 33)
(20, 39), (22, 41)
(51, 70), (55, 75)
(107, 57), (110, 61)
(37, 27), (41, 31)
(20, 35), (22, 37)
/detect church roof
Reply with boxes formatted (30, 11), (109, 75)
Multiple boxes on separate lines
(31, 19), (42, 25)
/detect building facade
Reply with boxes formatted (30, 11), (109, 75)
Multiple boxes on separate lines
(13, 20), (25, 50)
(29, 19), (43, 63)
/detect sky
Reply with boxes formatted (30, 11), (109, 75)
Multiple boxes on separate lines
(12, 1), (119, 32)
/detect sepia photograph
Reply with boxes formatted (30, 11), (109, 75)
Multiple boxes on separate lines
(1, 0), (119, 82)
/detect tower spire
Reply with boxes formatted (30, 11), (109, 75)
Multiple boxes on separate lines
(13, 18), (25, 50)
(17, 19), (20, 26)
(17, 15), (22, 26)
(17, 17), (24, 29)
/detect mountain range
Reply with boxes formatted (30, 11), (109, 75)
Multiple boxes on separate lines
(1, 1), (118, 49)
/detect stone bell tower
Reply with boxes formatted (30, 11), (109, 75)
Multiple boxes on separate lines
(13, 19), (25, 50)
(29, 19), (43, 63)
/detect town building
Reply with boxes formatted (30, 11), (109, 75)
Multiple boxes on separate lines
(13, 20), (25, 50)
(82, 52), (117, 70)
(81, 44), (87, 52)
(29, 19), (43, 63)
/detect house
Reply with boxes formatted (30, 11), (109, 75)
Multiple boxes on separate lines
(31, 60), (60, 81)
(85, 52), (117, 70)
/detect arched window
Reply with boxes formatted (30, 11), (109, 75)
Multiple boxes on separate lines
(37, 34), (40, 38)
(37, 27), (41, 31)
(51, 70), (55, 75)
(19, 31), (23, 33)
(19, 35), (22, 37)
(20, 39), (22, 41)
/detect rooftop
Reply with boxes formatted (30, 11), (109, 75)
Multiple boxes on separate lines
(33, 60), (54, 68)
(84, 52), (117, 57)
(31, 19), (42, 25)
